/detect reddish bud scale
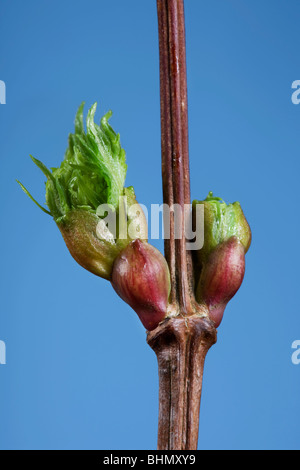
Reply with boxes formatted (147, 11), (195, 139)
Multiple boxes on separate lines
(111, 239), (171, 331)
(196, 237), (245, 327)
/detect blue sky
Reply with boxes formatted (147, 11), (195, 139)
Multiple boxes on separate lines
(0, 0), (300, 450)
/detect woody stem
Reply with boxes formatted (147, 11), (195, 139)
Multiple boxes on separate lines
(147, 0), (217, 451)
(157, 0), (193, 313)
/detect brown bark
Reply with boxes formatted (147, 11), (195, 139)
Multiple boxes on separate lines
(157, 0), (192, 313)
(147, 0), (217, 450)
(148, 316), (216, 450)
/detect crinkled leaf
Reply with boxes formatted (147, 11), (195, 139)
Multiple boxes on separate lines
(19, 102), (127, 221)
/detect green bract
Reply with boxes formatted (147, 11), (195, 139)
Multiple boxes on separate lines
(18, 103), (147, 280)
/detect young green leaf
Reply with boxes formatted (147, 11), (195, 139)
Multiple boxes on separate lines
(18, 102), (128, 222)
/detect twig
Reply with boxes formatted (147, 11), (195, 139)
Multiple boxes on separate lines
(147, 0), (217, 450)
(157, 0), (192, 312)
(148, 316), (216, 450)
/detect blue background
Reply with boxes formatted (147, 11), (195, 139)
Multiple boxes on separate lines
(0, 0), (299, 450)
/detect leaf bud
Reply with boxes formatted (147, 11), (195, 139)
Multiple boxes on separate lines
(111, 240), (171, 331)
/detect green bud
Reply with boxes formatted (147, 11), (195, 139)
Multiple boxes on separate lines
(192, 191), (251, 266)
(17, 102), (148, 279)
(193, 192), (251, 328)
(57, 210), (119, 280)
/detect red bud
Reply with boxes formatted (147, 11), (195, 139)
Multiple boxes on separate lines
(111, 240), (171, 331)
(196, 237), (245, 327)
